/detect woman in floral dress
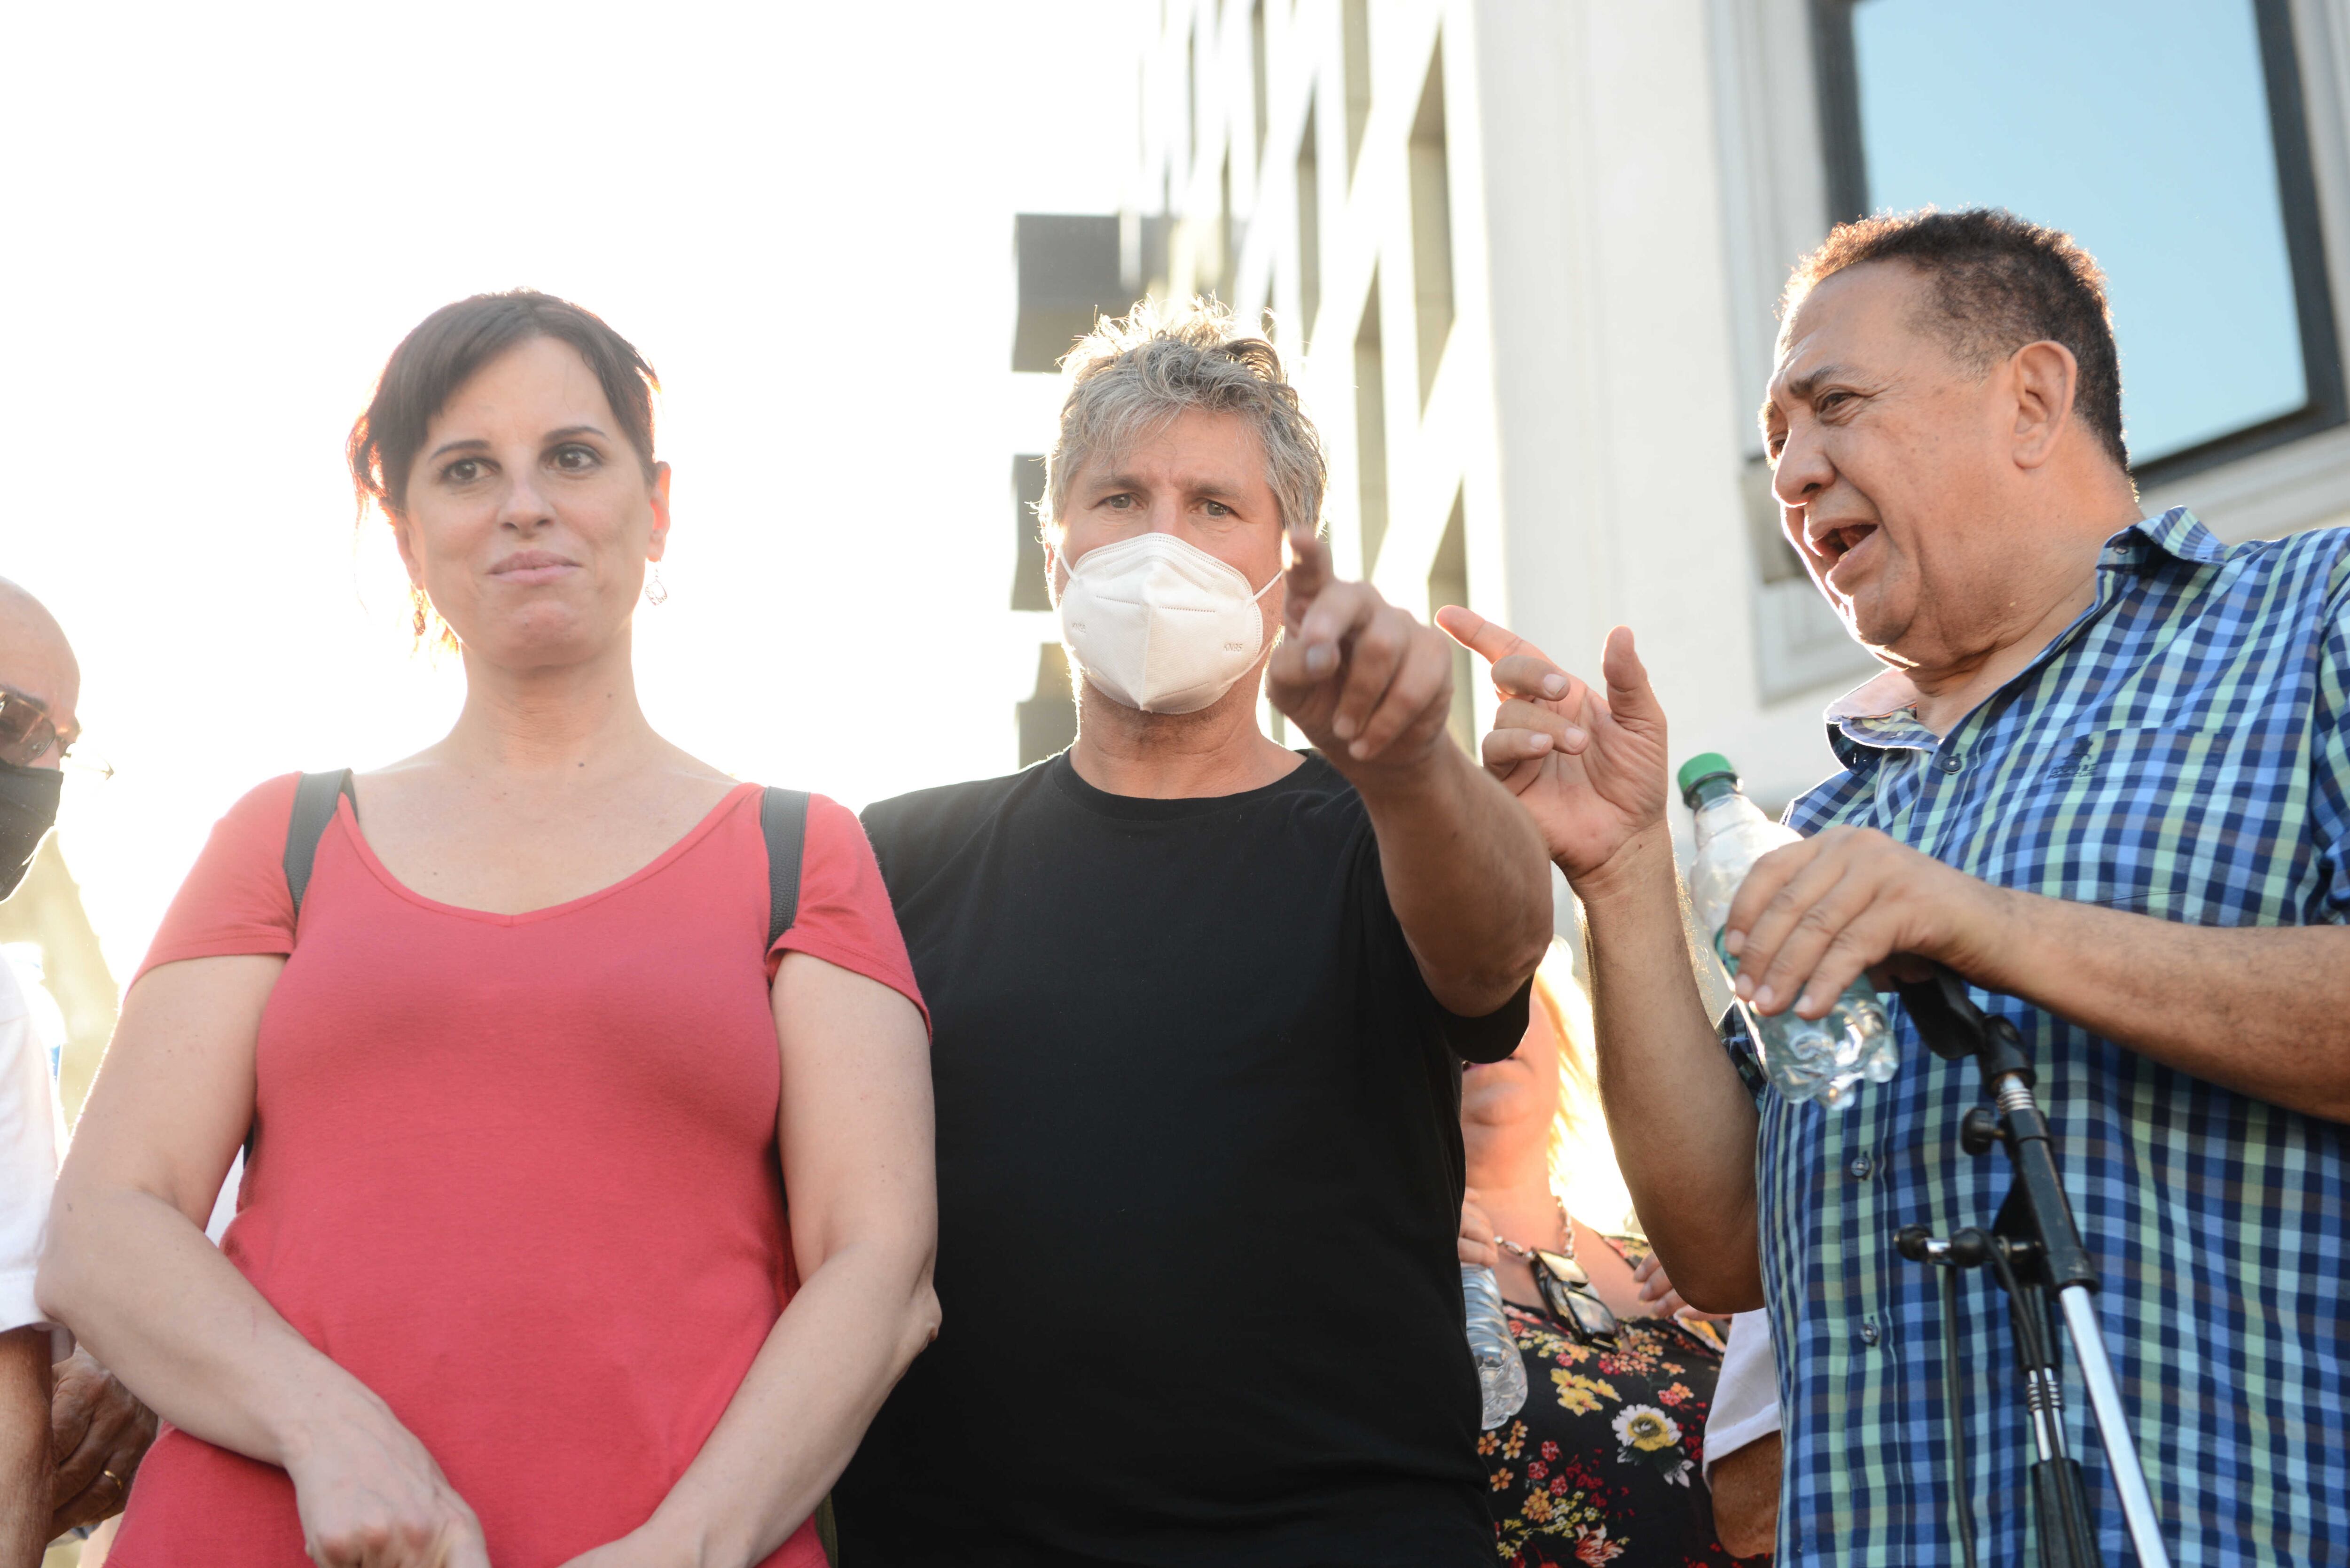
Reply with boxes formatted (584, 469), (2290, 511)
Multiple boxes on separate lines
(1459, 946), (1769, 1566)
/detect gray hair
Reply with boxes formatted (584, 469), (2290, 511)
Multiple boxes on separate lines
(1040, 297), (1327, 539)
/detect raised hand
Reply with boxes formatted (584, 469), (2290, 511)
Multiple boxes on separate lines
(1268, 527), (1456, 772)
(1432, 611), (1670, 886)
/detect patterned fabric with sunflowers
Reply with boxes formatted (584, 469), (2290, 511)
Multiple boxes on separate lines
(1479, 1239), (1762, 1566)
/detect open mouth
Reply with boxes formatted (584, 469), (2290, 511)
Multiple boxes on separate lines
(1811, 521), (1878, 572)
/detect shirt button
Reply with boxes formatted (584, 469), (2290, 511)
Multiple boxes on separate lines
(1848, 1153), (1874, 1179)
(1859, 1317), (1881, 1346)
(1937, 752), (1963, 773)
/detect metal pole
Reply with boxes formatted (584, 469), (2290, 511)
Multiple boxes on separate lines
(2058, 1286), (2172, 1568)
(1896, 969), (2175, 1568)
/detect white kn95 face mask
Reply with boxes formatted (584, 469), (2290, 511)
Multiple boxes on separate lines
(1057, 532), (1282, 715)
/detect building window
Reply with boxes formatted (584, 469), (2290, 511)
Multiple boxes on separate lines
(1217, 151), (1236, 298)
(1409, 39), (1455, 411)
(1012, 213), (1124, 374)
(1342, 0), (1371, 180)
(1813, 0), (2344, 480)
(1297, 93), (1322, 340)
(1427, 489), (1473, 754)
(1251, 0), (1269, 172)
(1018, 644), (1078, 767)
(1355, 274), (1390, 576)
(1186, 17), (1199, 172)
(1010, 456), (1050, 613)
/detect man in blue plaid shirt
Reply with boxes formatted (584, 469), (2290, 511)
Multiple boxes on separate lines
(1441, 208), (2350, 1565)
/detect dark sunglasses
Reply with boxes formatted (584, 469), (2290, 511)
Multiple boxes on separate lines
(0, 684), (73, 769)
(1525, 1249), (1621, 1346)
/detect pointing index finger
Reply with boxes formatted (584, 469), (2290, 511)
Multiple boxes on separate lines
(1284, 525), (1332, 615)
(1437, 608), (1574, 700)
(1434, 605), (1535, 665)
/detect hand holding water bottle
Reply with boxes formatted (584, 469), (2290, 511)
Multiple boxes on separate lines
(1678, 752), (2023, 1105)
(1711, 816), (2014, 1023)
(1682, 755), (1899, 1106)
(1457, 1193), (1527, 1429)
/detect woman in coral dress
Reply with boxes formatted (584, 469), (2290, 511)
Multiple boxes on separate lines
(39, 292), (938, 1568)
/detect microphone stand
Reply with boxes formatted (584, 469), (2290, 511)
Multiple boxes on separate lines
(1889, 967), (2171, 1568)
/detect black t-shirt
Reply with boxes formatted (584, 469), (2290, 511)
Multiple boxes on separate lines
(835, 752), (1531, 1568)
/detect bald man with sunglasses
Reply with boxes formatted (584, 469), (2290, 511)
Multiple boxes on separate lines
(0, 579), (156, 1564)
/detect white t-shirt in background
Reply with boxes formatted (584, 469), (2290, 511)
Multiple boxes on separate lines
(1704, 1307), (1781, 1481)
(0, 959), (70, 1357)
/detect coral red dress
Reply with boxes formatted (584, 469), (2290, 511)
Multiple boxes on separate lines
(109, 776), (924, 1568)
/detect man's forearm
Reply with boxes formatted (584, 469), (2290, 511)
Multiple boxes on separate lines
(0, 1326), (50, 1568)
(1578, 829), (1763, 1311)
(1980, 891), (2350, 1121)
(1355, 741), (1554, 1015)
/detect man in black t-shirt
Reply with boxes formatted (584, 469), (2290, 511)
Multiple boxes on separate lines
(835, 302), (1553, 1567)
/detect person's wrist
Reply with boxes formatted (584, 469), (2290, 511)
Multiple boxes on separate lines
(1949, 875), (2031, 993)
(268, 1376), (403, 1475)
(1324, 723), (1452, 795)
(1565, 822), (1676, 909)
(639, 1489), (740, 1568)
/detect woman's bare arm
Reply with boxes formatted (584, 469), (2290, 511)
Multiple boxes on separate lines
(37, 956), (486, 1567)
(566, 952), (939, 1568)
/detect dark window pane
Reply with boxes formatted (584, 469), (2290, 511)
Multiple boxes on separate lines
(1011, 455), (1050, 613)
(1849, 0), (2306, 462)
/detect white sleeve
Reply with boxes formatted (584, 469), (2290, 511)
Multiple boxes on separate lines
(0, 963), (69, 1358)
(204, 1148), (244, 1244)
(1703, 1307), (1781, 1480)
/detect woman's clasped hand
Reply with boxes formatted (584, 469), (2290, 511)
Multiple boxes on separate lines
(287, 1412), (489, 1567)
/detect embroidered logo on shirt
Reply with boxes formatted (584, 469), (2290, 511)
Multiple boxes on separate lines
(2047, 736), (2096, 780)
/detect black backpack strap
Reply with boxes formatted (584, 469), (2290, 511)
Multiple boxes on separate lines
(283, 770), (356, 922)
(760, 787), (812, 952)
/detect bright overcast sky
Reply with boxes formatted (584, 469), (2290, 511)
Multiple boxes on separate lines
(3, 1), (1151, 984)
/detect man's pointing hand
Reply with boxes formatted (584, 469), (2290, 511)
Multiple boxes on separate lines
(1269, 527), (1456, 771)
(1434, 610), (1671, 886)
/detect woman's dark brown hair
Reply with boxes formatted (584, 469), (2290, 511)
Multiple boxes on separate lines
(348, 291), (661, 643)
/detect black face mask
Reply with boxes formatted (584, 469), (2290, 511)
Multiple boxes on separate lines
(0, 761), (62, 901)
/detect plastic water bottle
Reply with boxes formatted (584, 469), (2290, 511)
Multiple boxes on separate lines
(1463, 1263), (1528, 1428)
(1679, 752), (1898, 1109)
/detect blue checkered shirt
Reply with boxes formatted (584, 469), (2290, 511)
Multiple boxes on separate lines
(1724, 508), (2350, 1566)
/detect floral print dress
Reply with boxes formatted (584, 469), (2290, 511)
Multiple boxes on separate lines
(1478, 1239), (1764, 1566)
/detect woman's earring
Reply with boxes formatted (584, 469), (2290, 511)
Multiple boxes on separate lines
(644, 565), (668, 606)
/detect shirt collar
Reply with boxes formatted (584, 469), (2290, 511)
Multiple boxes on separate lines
(1823, 670), (1936, 761)
(2100, 505), (2227, 569)
(1818, 507), (2220, 767)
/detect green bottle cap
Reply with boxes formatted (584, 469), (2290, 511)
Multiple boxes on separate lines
(1676, 752), (1739, 806)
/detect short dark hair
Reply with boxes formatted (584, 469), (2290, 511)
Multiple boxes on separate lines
(1785, 208), (2128, 470)
(348, 290), (660, 522)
